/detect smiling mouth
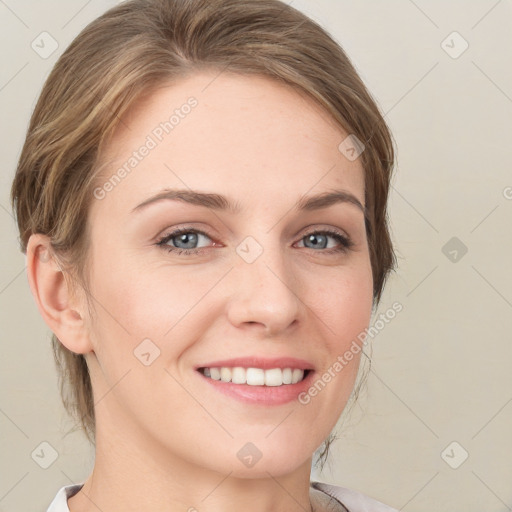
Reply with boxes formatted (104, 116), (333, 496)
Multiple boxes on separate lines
(197, 367), (312, 386)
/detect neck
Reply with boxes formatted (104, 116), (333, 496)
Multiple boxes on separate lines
(67, 413), (317, 512)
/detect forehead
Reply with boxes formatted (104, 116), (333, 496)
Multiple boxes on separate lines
(92, 71), (365, 218)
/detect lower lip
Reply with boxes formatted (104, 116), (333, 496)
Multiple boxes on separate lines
(196, 369), (315, 405)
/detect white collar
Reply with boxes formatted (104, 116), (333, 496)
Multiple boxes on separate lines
(46, 483), (84, 512)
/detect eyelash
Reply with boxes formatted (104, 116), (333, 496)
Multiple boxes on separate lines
(155, 227), (354, 256)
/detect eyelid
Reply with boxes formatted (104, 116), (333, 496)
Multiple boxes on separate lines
(155, 223), (354, 256)
(156, 226), (218, 247)
(156, 224), (350, 243)
(298, 223), (350, 239)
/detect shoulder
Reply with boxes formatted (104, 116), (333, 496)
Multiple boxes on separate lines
(310, 480), (399, 512)
(46, 483), (84, 512)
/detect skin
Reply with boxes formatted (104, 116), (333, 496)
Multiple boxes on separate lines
(27, 71), (373, 512)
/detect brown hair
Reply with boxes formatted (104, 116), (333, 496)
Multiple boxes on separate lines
(10, 0), (396, 471)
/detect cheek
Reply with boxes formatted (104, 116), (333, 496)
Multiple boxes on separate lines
(88, 242), (178, 331)
(300, 263), (372, 424)
(307, 260), (372, 378)
(308, 260), (374, 344)
(86, 246), (224, 364)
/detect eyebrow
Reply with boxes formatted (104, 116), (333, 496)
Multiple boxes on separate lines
(131, 188), (366, 216)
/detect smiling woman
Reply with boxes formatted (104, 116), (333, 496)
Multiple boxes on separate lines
(10, 1), (398, 511)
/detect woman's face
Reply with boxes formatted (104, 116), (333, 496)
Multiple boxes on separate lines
(83, 71), (373, 477)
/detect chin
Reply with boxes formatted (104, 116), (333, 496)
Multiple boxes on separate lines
(222, 441), (313, 479)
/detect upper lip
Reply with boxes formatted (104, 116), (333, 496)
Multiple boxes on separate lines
(195, 357), (315, 371)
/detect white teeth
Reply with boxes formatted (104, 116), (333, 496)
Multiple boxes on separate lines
(292, 368), (304, 384)
(200, 366), (307, 386)
(232, 366), (247, 384)
(247, 367), (265, 385)
(220, 367), (232, 383)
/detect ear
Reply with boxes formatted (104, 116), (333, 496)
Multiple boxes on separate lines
(26, 233), (94, 355)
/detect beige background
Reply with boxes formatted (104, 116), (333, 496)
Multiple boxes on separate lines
(1, 1), (511, 511)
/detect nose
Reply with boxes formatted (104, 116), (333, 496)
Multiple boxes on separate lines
(226, 244), (302, 337)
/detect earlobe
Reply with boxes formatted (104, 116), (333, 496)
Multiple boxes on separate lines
(26, 233), (94, 355)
